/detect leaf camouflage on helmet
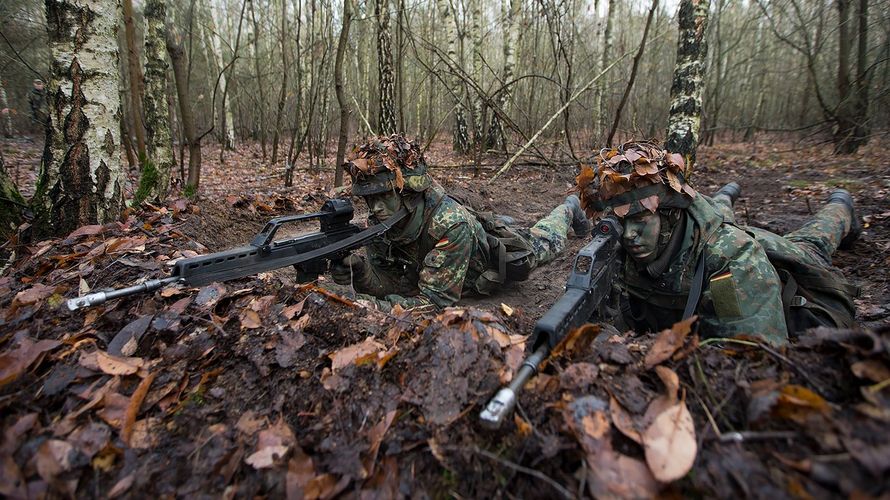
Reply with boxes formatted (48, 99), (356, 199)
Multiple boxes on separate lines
(342, 134), (433, 196)
(575, 140), (698, 220)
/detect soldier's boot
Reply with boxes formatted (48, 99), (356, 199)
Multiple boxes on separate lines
(565, 195), (591, 237)
(827, 189), (862, 250)
(714, 182), (742, 206)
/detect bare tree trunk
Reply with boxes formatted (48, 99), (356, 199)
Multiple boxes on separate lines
(0, 74), (13, 138)
(438, 0), (469, 152)
(0, 149), (25, 237)
(138, 0), (175, 203)
(36, 0), (125, 236)
(471, 0), (484, 149)
(167, 12), (202, 192)
(833, 0), (857, 153)
(376, 0), (397, 134)
(122, 0), (148, 162)
(852, 0), (870, 147)
(205, 1), (236, 150)
(487, 0), (519, 151)
(607, 0), (658, 145)
(334, 0), (353, 187)
(218, 0), (248, 162)
(271, 0), (289, 164)
(596, 0), (617, 143)
(250, 0), (268, 160)
(665, 0), (710, 177)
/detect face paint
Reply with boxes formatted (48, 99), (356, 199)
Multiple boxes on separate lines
(621, 211), (661, 264)
(365, 191), (403, 221)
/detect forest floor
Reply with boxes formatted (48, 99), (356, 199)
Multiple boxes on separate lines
(1, 134), (889, 498)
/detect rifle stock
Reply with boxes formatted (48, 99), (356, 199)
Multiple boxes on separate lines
(480, 216), (623, 428)
(67, 199), (408, 311)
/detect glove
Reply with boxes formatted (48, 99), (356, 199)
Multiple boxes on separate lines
(330, 254), (367, 285)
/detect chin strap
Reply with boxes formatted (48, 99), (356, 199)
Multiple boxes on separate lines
(645, 212), (687, 278)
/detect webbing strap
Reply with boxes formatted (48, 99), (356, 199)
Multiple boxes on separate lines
(683, 252), (706, 320)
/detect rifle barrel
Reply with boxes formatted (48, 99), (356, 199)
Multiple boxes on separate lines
(66, 277), (182, 311)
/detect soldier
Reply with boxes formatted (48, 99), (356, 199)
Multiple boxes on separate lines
(28, 79), (48, 128)
(576, 141), (860, 346)
(331, 134), (591, 312)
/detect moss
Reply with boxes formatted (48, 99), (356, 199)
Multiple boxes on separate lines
(134, 155), (159, 205)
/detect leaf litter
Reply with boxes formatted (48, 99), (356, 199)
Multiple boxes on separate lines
(2, 140), (890, 498)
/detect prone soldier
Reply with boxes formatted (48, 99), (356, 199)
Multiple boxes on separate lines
(576, 141), (860, 346)
(330, 134), (592, 312)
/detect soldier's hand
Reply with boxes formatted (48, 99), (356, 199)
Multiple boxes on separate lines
(330, 254), (367, 285)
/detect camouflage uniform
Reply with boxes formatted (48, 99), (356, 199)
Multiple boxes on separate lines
(621, 194), (853, 346)
(350, 183), (574, 312)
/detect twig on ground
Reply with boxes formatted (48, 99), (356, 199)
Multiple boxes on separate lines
(473, 447), (574, 500)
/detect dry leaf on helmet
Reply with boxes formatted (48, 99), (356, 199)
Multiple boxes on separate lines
(666, 169), (683, 192)
(393, 167), (405, 191)
(667, 153), (685, 170)
(614, 204), (631, 217)
(640, 195), (660, 214)
(351, 158), (369, 173)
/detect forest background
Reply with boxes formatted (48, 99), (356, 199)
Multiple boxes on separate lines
(0, 0), (887, 235)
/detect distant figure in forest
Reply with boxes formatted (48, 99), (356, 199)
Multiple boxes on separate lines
(331, 134), (591, 311)
(28, 79), (48, 128)
(576, 141), (861, 346)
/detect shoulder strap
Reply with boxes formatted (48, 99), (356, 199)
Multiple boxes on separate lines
(683, 252), (706, 320)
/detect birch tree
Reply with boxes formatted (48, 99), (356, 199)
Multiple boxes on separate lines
(665, 0), (710, 176)
(487, 0), (520, 151)
(0, 75), (12, 138)
(438, 0), (469, 153)
(376, 0), (397, 134)
(204, 1), (236, 149)
(35, 0), (125, 235)
(137, 0), (175, 202)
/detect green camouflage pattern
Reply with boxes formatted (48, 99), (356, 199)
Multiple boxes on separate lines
(347, 186), (573, 312)
(621, 194), (852, 346)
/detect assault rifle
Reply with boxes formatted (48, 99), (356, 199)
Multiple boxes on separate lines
(66, 199), (408, 311)
(480, 216), (623, 428)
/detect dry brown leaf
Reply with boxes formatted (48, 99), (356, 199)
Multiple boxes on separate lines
(500, 303), (514, 316)
(644, 316), (697, 369)
(363, 410), (397, 478)
(246, 418), (296, 469)
(0, 336), (60, 387)
(614, 203), (631, 217)
(551, 323), (601, 359)
(654, 366), (680, 403)
(97, 393), (130, 429)
(642, 401), (697, 482)
(240, 309), (262, 329)
(609, 396), (643, 444)
(122, 372), (155, 445)
(95, 351), (143, 376)
(329, 338), (385, 372)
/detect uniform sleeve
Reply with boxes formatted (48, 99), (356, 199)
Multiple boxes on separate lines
(356, 222), (474, 312)
(698, 226), (788, 346)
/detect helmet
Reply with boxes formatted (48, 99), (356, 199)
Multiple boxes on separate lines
(342, 134), (433, 196)
(575, 140), (697, 219)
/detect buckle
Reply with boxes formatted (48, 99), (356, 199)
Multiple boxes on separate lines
(790, 295), (808, 307)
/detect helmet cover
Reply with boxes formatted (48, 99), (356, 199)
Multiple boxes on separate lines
(575, 141), (697, 219)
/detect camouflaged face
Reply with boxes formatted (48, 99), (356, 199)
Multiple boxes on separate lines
(575, 141), (697, 220)
(343, 134), (432, 195)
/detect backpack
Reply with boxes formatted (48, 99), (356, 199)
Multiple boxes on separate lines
(465, 209), (537, 295)
(765, 249), (860, 333)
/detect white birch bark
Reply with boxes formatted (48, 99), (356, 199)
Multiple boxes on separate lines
(205, 0), (236, 149)
(437, 0), (469, 153)
(139, 0), (175, 202)
(37, 0), (124, 235)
